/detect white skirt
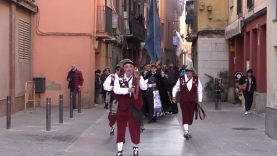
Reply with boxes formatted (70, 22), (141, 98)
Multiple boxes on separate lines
(153, 90), (163, 117)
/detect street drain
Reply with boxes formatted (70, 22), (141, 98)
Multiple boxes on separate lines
(232, 127), (256, 131)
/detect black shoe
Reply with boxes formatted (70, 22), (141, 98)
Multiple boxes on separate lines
(172, 111), (178, 114)
(104, 104), (108, 109)
(110, 127), (115, 136)
(133, 147), (139, 156)
(116, 151), (123, 156)
(187, 133), (192, 139)
(184, 133), (190, 140)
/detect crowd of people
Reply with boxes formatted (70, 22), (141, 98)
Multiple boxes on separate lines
(97, 59), (203, 156)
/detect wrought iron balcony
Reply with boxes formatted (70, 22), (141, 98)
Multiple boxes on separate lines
(96, 6), (113, 39)
(124, 16), (146, 42)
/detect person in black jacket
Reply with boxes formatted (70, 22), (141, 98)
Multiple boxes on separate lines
(165, 63), (179, 114)
(144, 64), (164, 123)
(242, 69), (256, 115)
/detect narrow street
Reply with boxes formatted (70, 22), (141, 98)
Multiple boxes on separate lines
(0, 102), (276, 156)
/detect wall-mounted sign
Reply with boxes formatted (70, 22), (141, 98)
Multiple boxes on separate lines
(225, 17), (243, 39)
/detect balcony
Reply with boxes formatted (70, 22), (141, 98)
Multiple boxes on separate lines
(123, 14), (146, 42)
(185, 0), (197, 42)
(176, 0), (185, 16)
(96, 6), (113, 39)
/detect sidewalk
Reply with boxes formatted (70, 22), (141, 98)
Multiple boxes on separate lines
(0, 102), (276, 156)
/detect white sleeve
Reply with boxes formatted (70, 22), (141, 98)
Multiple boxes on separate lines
(198, 79), (203, 103)
(103, 75), (112, 91)
(113, 76), (129, 95)
(172, 79), (180, 98)
(139, 76), (148, 90)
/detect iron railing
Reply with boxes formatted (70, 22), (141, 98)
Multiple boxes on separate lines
(96, 6), (112, 34)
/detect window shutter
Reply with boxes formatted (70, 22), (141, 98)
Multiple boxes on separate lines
(18, 19), (31, 62)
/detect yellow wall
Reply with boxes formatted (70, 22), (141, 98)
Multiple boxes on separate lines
(197, 0), (228, 31)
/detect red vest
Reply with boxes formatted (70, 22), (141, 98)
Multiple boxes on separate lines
(116, 75), (142, 111)
(180, 76), (198, 103)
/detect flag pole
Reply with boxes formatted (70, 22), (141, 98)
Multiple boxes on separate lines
(153, 0), (156, 61)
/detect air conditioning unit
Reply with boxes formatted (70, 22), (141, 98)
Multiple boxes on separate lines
(207, 5), (213, 11)
(123, 11), (128, 19)
(95, 40), (100, 53)
(199, 2), (205, 11)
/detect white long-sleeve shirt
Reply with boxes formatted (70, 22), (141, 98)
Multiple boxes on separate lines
(114, 74), (148, 95)
(103, 74), (117, 92)
(172, 74), (203, 103)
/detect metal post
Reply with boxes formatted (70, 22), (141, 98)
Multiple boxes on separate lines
(46, 98), (51, 131)
(59, 95), (63, 123)
(6, 96), (11, 129)
(78, 90), (81, 113)
(70, 92), (73, 118)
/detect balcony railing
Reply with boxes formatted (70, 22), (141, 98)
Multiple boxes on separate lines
(96, 6), (112, 35)
(124, 16), (146, 41)
(130, 20), (145, 41)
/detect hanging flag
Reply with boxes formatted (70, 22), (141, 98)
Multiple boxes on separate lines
(175, 31), (184, 57)
(145, 0), (162, 61)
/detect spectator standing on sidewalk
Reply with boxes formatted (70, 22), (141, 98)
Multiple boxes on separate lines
(95, 69), (102, 104)
(172, 66), (203, 140)
(240, 69), (256, 115)
(67, 64), (84, 109)
(101, 68), (111, 109)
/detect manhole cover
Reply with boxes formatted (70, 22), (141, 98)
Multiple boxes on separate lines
(232, 127), (256, 131)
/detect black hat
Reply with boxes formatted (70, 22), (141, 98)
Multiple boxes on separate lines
(120, 59), (134, 66)
(151, 64), (157, 68)
(247, 69), (253, 73)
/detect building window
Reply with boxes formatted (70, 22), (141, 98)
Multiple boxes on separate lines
(237, 0), (242, 16)
(247, 0), (254, 10)
(18, 19), (31, 62)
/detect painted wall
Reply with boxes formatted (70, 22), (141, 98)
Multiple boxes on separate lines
(267, 0), (277, 108)
(33, 0), (96, 107)
(0, 1), (10, 100)
(197, 0), (228, 32)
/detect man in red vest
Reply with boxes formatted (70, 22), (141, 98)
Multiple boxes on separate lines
(103, 65), (122, 136)
(172, 66), (203, 140)
(113, 59), (147, 156)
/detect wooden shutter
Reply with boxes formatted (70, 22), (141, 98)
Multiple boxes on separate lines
(18, 19), (31, 62)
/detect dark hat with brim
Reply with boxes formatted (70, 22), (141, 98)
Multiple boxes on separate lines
(186, 66), (196, 73)
(151, 64), (157, 68)
(120, 59), (134, 66)
(116, 64), (121, 69)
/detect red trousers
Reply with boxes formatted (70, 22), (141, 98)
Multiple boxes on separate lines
(108, 112), (116, 127)
(116, 110), (140, 144)
(180, 101), (196, 125)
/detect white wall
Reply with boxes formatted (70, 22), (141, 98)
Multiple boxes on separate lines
(197, 37), (229, 100)
(0, 1), (10, 100)
(267, 0), (277, 108)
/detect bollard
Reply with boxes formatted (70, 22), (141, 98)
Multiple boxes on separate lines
(78, 90), (81, 113)
(70, 92), (73, 118)
(46, 98), (51, 131)
(6, 96), (11, 129)
(59, 95), (63, 123)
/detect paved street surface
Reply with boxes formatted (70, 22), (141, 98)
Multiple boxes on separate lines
(0, 102), (277, 156)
